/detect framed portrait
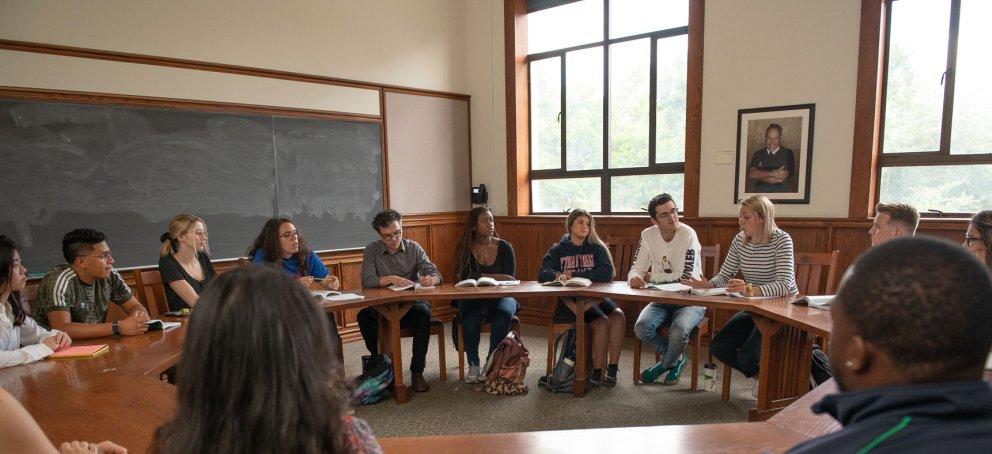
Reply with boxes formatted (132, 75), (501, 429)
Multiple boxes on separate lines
(733, 104), (815, 204)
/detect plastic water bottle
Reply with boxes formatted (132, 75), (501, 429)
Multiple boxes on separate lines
(703, 363), (717, 391)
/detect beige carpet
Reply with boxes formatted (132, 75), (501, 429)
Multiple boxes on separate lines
(343, 324), (764, 437)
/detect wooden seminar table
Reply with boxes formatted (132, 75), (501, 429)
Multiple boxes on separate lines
(378, 379), (845, 453)
(0, 319), (185, 450)
(378, 421), (810, 454)
(321, 281), (831, 420)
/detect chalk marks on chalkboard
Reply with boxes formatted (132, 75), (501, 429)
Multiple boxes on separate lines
(274, 117), (383, 223)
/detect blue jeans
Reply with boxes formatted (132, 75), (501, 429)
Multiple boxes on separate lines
(710, 311), (761, 378)
(457, 297), (518, 366)
(633, 303), (705, 369)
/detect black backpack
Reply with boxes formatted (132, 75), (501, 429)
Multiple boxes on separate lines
(538, 328), (576, 394)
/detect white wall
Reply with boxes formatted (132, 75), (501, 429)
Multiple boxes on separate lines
(699, 0), (861, 217)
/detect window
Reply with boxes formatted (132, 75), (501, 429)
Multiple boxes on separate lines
(878, 0), (992, 215)
(527, 0), (689, 214)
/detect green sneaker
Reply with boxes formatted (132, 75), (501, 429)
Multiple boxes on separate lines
(662, 354), (688, 386)
(640, 360), (668, 383)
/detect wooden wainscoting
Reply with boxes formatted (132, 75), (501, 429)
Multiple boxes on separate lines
(496, 215), (970, 330)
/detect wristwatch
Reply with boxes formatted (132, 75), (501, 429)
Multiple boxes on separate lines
(112, 321), (121, 336)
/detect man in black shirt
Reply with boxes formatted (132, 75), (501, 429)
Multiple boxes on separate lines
(747, 123), (795, 193)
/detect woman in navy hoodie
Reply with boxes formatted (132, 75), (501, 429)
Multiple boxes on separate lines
(538, 209), (624, 387)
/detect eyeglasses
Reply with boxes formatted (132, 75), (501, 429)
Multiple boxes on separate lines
(965, 235), (984, 246)
(380, 230), (402, 241)
(82, 251), (113, 260)
(279, 230), (299, 239)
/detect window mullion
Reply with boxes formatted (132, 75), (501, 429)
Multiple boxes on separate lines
(602, 0), (611, 213)
(648, 37), (658, 167)
(560, 54), (567, 172)
(939, 0), (961, 155)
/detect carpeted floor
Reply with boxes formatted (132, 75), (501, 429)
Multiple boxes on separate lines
(343, 324), (763, 437)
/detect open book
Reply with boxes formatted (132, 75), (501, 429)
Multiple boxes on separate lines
(541, 276), (592, 287)
(455, 277), (521, 288)
(791, 295), (834, 309)
(312, 290), (363, 302)
(644, 282), (692, 292)
(388, 283), (436, 291)
(48, 344), (109, 359)
(145, 319), (181, 331)
(690, 287), (732, 296)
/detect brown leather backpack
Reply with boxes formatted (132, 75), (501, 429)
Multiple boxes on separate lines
(483, 331), (530, 395)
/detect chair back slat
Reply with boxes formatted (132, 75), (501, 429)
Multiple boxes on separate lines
(794, 250), (840, 296)
(700, 244), (722, 278)
(132, 269), (167, 317)
(606, 236), (640, 280)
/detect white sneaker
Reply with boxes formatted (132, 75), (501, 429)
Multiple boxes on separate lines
(467, 365), (481, 384)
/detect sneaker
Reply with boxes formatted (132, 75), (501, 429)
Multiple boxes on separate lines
(640, 360), (669, 383)
(466, 365), (481, 384)
(662, 354), (688, 386)
(603, 365), (618, 388)
(589, 369), (603, 387)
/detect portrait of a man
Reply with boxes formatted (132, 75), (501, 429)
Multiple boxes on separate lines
(747, 123), (795, 193)
(734, 104), (815, 204)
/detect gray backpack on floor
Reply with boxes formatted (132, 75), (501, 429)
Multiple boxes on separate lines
(538, 328), (576, 394)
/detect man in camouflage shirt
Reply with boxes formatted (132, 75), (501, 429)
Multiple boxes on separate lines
(33, 229), (149, 339)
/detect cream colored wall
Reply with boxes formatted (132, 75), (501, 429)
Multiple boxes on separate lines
(465, 0), (509, 215)
(0, 0), (511, 214)
(699, 0), (861, 217)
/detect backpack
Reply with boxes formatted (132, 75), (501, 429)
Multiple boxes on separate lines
(811, 343), (833, 386)
(538, 328), (576, 394)
(351, 354), (393, 405)
(483, 331), (530, 396)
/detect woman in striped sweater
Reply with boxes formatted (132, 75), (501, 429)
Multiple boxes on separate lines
(682, 195), (797, 381)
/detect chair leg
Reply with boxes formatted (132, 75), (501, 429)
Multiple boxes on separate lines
(632, 337), (642, 383)
(546, 323), (555, 375)
(690, 329), (701, 390)
(456, 322), (466, 381)
(436, 324), (447, 383)
(721, 363), (732, 401)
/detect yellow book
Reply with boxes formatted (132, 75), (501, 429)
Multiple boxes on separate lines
(48, 344), (110, 359)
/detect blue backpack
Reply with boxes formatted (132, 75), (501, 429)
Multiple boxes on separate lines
(351, 354), (394, 405)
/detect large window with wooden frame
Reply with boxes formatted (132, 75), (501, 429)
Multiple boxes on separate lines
(526, 0), (689, 214)
(877, 0), (992, 215)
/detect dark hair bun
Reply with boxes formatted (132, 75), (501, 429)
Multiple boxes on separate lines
(160, 232), (171, 243)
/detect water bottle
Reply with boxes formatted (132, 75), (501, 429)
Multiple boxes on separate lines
(703, 363), (717, 391)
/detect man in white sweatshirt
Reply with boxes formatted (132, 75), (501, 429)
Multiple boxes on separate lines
(629, 193), (706, 385)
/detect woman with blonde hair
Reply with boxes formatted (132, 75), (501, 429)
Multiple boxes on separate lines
(683, 195), (797, 384)
(537, 209), (624, 387)
(158, 214), (216, 311)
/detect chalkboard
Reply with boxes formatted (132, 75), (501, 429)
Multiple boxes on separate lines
(0, 98), (383, 269)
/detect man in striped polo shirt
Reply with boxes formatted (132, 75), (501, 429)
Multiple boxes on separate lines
(33, 228), (150, 339)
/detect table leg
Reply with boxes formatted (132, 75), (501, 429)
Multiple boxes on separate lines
(565, 298), (591, 397)
(749, 313), (814, 421)
(374, 302), (414, 404)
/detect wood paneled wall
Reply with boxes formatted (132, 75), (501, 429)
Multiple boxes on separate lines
(496, 215), (970, 328)
(61, 212), (972, 344)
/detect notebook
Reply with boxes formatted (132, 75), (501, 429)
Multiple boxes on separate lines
(48, 344), (110, 359)
(145, 319), (182, 330)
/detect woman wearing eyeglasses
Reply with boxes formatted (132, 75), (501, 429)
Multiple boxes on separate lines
(158, 214), (216, 311)
(964, 211), (991, 269)
(247, 218), (340, 291)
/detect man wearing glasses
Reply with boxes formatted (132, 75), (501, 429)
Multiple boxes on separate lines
(357, 209), (441, 393)
(33, 228), (150, 339)
(628, 193), (705, 385)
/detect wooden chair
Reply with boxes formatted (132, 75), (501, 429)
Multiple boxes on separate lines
(631, 244), (721, 389)
(382, 316), (447, 382)
(544, 236), (640, 374)
(131, 269), (168, 317)
(720, 250), (840, 401)
(237, 257), (250, 268)
(454, 314), (522, 380)
(21, 280), (40, 315)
